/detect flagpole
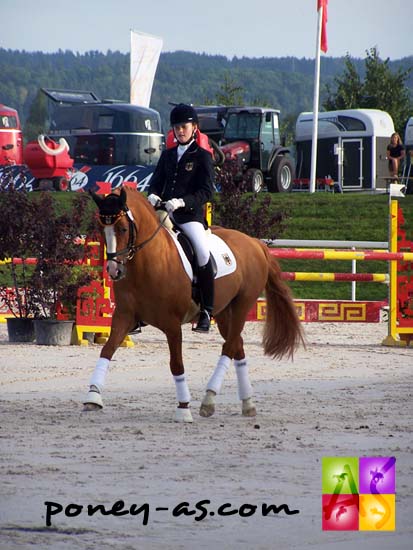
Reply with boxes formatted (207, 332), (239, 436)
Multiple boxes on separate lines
(310, 5), (324, 194)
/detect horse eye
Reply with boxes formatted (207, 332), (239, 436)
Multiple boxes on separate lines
(119, 227), (128, 234)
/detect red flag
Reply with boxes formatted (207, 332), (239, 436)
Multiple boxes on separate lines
(318, 0), (328, 53)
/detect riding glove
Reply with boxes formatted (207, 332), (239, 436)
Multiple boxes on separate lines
(165, 198), (185, 213)
(148, 194), (161, 207)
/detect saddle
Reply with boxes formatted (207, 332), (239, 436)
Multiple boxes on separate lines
(157, 210), (217, 301)
(156, 209), (236, 312)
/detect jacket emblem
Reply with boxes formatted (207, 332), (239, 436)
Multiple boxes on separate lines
(185, 162), (194, 172)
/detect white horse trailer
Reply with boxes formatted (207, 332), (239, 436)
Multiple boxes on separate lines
(295, 109), (395, 191)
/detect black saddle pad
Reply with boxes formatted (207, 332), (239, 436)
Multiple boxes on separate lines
(176, 231), (217, 278)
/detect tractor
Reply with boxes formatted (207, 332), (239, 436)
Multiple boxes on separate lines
(202, 106), (295, 193)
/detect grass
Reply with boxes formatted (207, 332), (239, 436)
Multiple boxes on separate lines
(24, 191), (413, 302)
(262, 193), (413, 301)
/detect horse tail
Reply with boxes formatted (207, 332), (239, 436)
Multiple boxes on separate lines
(262, 247), (305, 359)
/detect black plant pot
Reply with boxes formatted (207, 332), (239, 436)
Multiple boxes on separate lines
(34, 319), (74, 346)
(6, 318), (35, 343)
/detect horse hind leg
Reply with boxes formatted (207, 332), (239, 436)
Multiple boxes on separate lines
(199, 390), (216, 417)
(234, 358), (256, 417)
(200, 303), (256, 418)
(200, 355), (256, 418)
(221, 300), (257, 418)
(199, 355), (232, 417)
(199, 310), (232, 417)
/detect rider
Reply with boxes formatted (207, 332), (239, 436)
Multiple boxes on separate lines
(147, 103), (215, 333)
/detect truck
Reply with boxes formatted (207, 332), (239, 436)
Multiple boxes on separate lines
(197, 106), (295, 193)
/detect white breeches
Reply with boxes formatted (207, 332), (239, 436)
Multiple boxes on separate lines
(172, 219), (210, 267)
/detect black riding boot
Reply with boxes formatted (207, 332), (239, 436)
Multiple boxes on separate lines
(193, 258), (214, 333)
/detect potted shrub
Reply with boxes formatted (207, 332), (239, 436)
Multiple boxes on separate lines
(29, 191), (96, 345)
(0, 186), (39, 341)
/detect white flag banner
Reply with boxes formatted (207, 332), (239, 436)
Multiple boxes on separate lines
(130, 30), (163, 107)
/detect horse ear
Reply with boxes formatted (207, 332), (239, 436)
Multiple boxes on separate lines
(120, 186), (127, 207)
(89, 190), (103, 206)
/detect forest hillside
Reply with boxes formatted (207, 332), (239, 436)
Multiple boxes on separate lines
(1, 48), (412, 132)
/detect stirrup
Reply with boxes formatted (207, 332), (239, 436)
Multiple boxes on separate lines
(193, 310), (211, 333)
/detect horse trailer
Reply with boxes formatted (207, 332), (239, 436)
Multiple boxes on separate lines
(40, 88), (164, 192)
(295, 109), (395, 191)
(403, 116), (413, 192)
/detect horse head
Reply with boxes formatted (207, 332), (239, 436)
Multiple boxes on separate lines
(90, 187), (137, 281)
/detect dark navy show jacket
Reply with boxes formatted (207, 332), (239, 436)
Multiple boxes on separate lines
(148, 141), (214, 225)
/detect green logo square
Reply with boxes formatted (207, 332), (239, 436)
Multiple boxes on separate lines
(322, 457), (359, 494)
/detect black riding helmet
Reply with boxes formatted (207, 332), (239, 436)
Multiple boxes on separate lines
(170, 104), (198, 126)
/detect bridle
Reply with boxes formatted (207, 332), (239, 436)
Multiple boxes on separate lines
(97, 205), (164, 265)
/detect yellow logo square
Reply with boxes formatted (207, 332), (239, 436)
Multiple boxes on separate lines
(359, 494), (395, 531)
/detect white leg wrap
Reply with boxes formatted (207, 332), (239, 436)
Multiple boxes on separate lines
(206, 355), (231, 394)
(234, 358), (252, 400)
(174, 374), (191, 403)
(89, 357), (110, 392)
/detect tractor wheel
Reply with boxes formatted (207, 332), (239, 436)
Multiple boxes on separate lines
(246, 168), (264, 193)
(268, 156), (295, 193)
(53, 177), (70, 192)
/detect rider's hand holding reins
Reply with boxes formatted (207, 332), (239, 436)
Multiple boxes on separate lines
(165, 198), (185, 214)
(148, 194), (161, 207)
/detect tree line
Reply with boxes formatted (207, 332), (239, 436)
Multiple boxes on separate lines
(1, 47), (411, 139)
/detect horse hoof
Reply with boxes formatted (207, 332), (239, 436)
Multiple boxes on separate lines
(83, 390), (103, 410)
(199, 391), (216, 417)
(199, 403), (215, 417)
(242, 398), (256, 417)
(174, 408), (193, 423)
(83, 402), (102, 412)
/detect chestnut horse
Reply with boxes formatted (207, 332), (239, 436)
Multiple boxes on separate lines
(84, 186), (304, 422)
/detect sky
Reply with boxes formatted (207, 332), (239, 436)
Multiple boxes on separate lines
(1, 0), (411, 60)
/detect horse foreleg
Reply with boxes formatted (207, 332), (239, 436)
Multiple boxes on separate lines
(83, 310), (133, 412)
(166, 326), (193, 423)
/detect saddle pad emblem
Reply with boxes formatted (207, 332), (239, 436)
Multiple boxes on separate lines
(222, 253), (232, 266)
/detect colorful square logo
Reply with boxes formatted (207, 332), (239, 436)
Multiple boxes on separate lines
(322, 456), (396, 531)
(359, 494), (396, 531)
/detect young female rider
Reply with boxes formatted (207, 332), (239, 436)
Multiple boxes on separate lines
(147, 104), (215, 332)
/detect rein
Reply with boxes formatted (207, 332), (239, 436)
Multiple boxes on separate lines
(98, 206), (165, 263)
(99, 209), (165, 264)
